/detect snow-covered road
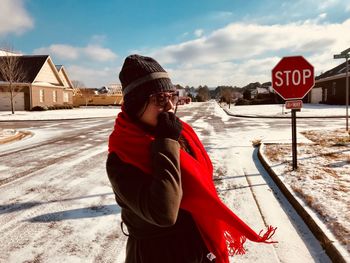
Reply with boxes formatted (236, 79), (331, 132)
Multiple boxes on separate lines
(0, 118), (126, 262)
(179, 102), (331, 263)
(0, 101), (338, 262)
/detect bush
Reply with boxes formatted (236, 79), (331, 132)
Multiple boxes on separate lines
(251, 98), (276, 105)
(52, 105), (73, 110)
(235, 98), (251, 105)
(31, 106), (48, 111)
(31, 105), (73, 111)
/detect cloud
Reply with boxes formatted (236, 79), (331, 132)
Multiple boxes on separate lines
(318, 0), (339, 10)
(33, 44), (117, 62)
(194, 29), (204, 37)
(149, 18), (350, 87)
(83, 44), (117, 62)
(0, 0), (34, 36)
(67, 65), (118, 88)
(34, 44), (80, 60)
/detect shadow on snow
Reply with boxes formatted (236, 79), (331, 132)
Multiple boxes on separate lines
(26, 204), (120, 222)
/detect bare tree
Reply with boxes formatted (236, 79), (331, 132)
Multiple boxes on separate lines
(72, 80), (95, 106)
(71, 80), (85, 95)
(0, 47), (26, 114)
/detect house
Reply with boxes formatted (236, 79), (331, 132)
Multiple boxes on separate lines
(56, 65), (74, 90)
(0, 54), (74, 111)
(313, 60), (350, 104)
(73, 83), (123, 106)
(0, 50), (21, 56)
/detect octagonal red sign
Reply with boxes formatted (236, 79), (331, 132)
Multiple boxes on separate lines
(272, 56), (314, 100)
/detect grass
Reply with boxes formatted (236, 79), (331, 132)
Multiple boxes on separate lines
(263, 128), (350, 251)
(251, 138), (262, 147)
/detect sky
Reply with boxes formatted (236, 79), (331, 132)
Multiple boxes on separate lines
(0, 0), (350, 89)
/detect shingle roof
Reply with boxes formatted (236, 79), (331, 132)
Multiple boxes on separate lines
(0, 55), (48, 83)
(316, 60), (350, 80)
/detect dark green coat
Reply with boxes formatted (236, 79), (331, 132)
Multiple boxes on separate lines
(106, 138), (212, 263)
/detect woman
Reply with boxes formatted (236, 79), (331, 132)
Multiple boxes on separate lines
(107, 54), (276, 263)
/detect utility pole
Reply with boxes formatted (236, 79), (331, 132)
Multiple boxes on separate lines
(334, 48), (350, 131)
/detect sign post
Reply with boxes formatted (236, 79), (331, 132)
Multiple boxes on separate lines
(291, 109), (297, 169)
(333, 49), (350, 131)
(272, 56), (315, 170)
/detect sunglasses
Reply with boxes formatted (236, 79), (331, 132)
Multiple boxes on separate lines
(149, 91), (179, 107)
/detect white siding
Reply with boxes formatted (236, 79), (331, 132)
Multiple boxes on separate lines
(35, 61), (61, 85)
(58, 70), (69, 87)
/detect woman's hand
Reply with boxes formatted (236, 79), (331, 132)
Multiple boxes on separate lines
(155, 112), (183, 141)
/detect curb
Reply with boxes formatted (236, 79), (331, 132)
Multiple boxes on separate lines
(221, 107), (346, 119)
(0, 131), (32, 145)
(257, 143), (348, 263)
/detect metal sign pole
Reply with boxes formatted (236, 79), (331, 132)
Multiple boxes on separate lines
(346, 56), (349, 131)
(291, 109), (297, 170)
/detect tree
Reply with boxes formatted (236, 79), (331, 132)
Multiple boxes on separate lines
(196, 85), (210, 102)
(243, 89), (251, 100)
(71, 80), (85, 94)
(71, 80), (93, 106)
(0, 47), (26, 114)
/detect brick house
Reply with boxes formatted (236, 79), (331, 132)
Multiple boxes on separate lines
(0, 55), (73, 111)
(313, 60), (350, 104)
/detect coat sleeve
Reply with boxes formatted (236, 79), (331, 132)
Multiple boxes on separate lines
(106, 138), (182, 227)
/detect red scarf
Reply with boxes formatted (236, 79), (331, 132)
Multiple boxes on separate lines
(108, 111), (277, 263)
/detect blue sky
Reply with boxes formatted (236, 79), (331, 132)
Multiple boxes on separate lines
(1, 0), (350, 88)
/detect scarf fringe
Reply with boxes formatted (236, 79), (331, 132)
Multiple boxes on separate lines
(258, 225), (278, 244)
(224, 231), (246, 256)
(224, 225), (277, 256)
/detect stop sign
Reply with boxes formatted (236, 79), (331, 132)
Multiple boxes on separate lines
(272, 56), (314, 100)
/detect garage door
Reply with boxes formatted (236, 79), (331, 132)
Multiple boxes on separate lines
(0, 92), (25, 111)
(310, 87), (322, 104)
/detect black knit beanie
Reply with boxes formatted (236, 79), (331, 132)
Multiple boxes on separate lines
(119, 54), (175, 118)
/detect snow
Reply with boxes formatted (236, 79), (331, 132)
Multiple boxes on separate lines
(0, 102), (349, 262)
(221, 103), (349, 118)
(0, 106), (120, 121)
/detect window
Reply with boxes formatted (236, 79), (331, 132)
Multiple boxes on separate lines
(63, 92), (69, 103)
(332, 82), (336, 96)
(53, 90), (57, 103)
(39, 89), (44, 103)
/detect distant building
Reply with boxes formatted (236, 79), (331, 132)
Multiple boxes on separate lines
(0, 54), (73, 111)
(313, 60), (350, 104)
(73, 83), (123, 106)
(106, 83), (122, 95)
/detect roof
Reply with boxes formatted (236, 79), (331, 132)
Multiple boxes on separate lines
(316, 60), (350, 81)
(0, 55), (49, 83)
(55, 65), (63, 71)
(55, 65), (73, 88)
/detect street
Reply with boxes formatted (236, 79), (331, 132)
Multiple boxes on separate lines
(0, 101), (342, 262)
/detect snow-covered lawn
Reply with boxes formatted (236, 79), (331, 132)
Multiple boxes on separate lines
(222, 103), (349, 117)
(0, 106), (120, 121)
(263, 129), (350, 253)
